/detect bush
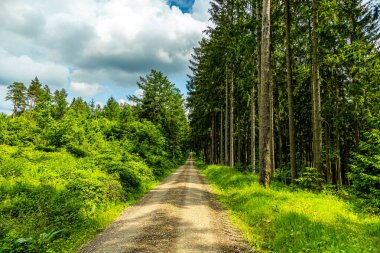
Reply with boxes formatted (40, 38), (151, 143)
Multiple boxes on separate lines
(348, 127), (380, 211)
(0, 148), (130, 252)
(66, 144), (88, 158)
(35, 145), (57, 152)
(296, 167), (323, 191)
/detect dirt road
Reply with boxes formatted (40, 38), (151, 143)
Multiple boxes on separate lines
(78, 159), (252, 253)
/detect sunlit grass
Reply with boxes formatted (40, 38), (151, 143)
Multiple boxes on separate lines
(197, 162), (380, 253)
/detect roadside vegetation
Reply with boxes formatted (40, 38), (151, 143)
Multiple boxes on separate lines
(197, 161), (380, 253)
(0, 70), (189, 252)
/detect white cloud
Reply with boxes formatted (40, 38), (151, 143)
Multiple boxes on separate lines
(0, 49), (69, 89)
(0, 0), (212, 112)
(95, 101), (104, 108)
(117, 98), (128, 105)
(0, 85), (12, 114)
(124, 88), (144, 106)
(157, 48), (173, 64)
(192, 0), (211, 22)
(134, 88), (144, 98)
(70, 82), (106, 97)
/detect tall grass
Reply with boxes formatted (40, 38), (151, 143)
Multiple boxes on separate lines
(197, 162), (380, 253)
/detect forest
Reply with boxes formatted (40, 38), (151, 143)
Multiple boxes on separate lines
(0, 70), (189, 252)
(185, 1), (380, 251)
(187, 0), (380, 210)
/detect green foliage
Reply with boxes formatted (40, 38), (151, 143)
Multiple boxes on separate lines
(129, 70), (190, 158)
(6, 82), (27, 117)
(66, 144), (88, 158)
(103, 97), (121, 120)
(0, 142), (180, 252)
(122, 120), (182, 178)
(296, 167), (323, 191)
(198, 162), (380, 253)
(349, 124), (380, 212)
(12, 229), (62, 253)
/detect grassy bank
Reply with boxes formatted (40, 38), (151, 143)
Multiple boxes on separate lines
(197, 162), (380, 253)
(0, 145), (182, 253)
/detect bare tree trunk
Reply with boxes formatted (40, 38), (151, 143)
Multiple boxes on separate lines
(220, 106), (223, 164)
(325, 122), (332, 183)
(278, 131), (283, 170)
(230, 70), (235, 168)
(211, 112), (215, 164)
(256, 0), (261, 101)
(270, 54), (275, 177)
(311, 0), (323, 175)
(238, 131), (242, 164)
(336, 132), (342, 189)
(259, 0), (271, 187)
(253, 0), (261, 174)
(285, 0), (297, 183)
(225, 62), (229, 165)
(251, 84), (256, 173)
(335, 86), (342, 189)
(245, 133), (249, 166)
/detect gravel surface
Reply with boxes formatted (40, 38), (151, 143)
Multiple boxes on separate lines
(78, 159), (253, 253)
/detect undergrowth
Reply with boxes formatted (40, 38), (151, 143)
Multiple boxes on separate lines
(0, 145), (182, 252)
(196, 161), (380, 253)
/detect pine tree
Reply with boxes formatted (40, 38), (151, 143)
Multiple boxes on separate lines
(27, 77), (43, 110)
(6, 82), (27, 118)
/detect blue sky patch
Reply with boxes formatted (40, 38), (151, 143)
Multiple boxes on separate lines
(168, 0), (195, 13)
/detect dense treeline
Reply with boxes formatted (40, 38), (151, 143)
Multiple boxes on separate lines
(187, 0), (380, 209)
(0, 70), (189, 252)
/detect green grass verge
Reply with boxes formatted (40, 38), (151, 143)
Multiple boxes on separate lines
(196, 162), (380, 253)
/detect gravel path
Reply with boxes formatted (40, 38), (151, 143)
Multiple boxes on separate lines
(78, 159), (252, 253)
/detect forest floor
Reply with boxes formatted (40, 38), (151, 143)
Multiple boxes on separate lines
(78, 158), (252, 253)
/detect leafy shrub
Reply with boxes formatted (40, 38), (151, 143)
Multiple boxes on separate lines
(296, 167), (323, 191)
(0, 148), (130, 252)
(66, 170), (123, 206)
(349, 128), (380, 211)
(66, 144), (88, 158)
(126, 121), (168, 167)
(12, 229), (62, 253)
(35, 145), (57, 152)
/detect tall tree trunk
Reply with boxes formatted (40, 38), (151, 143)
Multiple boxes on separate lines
(259, 0), (271, 187)
(285, 0), (297, 183)
(211, 112), (215, 164)
(245, 132), (249, 166)
(225, 62), (229, 165)
(311, 0), (323, 175)
(335, 85), (342, 189)
(270, 51), (275, 176)
(256, 0), (261, 100)
(252, 0), (261, 174)
(230, 70), (235, 167)
(238, 131), (242, 164)
(251, 83), (256, 173)
(335, 132), (342, 189)
(325, 122), (332, 183)
(278, 131), (283, 171)
(220, 106), (223, 164)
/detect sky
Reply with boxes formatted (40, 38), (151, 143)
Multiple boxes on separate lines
(0, 0), (211, 114)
